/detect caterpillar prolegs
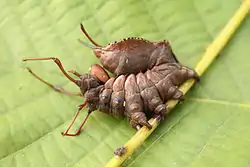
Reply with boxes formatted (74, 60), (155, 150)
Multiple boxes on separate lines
(23, 56), (198, 136)
(78, 63), (199, 131)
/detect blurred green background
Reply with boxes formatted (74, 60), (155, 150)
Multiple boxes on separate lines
(0, 0), (250, 167)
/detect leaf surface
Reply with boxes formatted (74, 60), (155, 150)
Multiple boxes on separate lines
(0, 0), (249, 167)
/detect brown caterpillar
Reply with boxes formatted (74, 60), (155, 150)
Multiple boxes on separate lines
(23, 58), (198, 136)
(77, 63), (198, 131)
(22, 23), (199, 136)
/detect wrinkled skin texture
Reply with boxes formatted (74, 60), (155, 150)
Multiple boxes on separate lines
(93, 38), (178, 75)
(24, 34), (200, 132)
(76, 63), (199, 129)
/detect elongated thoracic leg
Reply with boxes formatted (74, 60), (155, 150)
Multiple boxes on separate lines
(62, 64), (110, 136)
(23, 57), (79, 84)
(124, 74), (152, 130)
(61, 102), (91, 136)
(23, 57), (82, 96)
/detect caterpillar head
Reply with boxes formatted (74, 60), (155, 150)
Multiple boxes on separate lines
(73, 64), (109, 96)
(77, 74), (101, 95)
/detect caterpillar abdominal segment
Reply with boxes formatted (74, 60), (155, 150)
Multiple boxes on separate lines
(78, 63), (199, 130)
(23, 57), (198, 135)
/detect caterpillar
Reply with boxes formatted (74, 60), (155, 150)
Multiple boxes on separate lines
(23, 58), (199, 136)
(22, 23), (199, 136)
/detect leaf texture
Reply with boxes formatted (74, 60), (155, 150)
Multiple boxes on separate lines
(0, 0), (249, 167)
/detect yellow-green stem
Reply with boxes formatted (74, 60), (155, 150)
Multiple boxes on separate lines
(104, 1), (250, 166)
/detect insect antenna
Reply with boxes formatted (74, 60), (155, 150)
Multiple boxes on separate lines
(61, 101), (92, 136)
(78, 39), (102, 49)
(80, 23), (102, 47)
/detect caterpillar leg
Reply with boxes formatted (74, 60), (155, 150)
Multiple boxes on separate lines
(181, 66), (200, 82)
(146, 70), (184, 102)
(23, 57), (82, 96)
(99, 78), (115, 113)
(169, 66), (200, 86)
(61, 102), (93, 136)
(154, 66), (199, 102)
(125, 74), (152, 130)
(129, 111), (152, 130)
(110, 75), (126, 116)
(136, 73), (166, 116)
(167, 85), (184, 101)
(24, 67), (82, 96)
(23, 57), (79, 85)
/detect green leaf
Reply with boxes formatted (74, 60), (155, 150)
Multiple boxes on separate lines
(0, 0), (249, 167)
